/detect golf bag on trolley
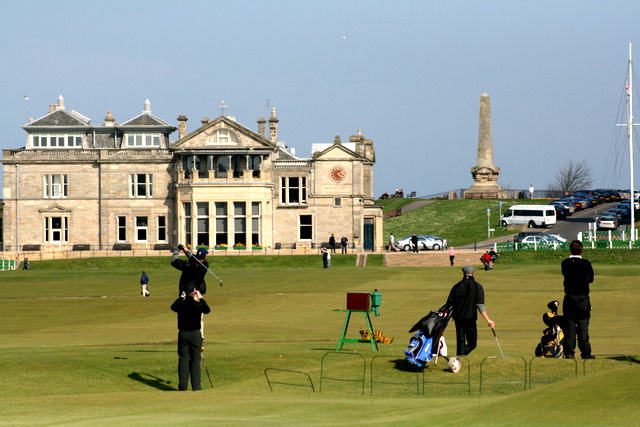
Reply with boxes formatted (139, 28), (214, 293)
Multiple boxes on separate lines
(405, 304), (453, 368)
(534, 301), (566, 358)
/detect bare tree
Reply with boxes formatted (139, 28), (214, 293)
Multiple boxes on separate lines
(547, 159), (594, 197)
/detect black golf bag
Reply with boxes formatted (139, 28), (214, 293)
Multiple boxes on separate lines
(534, 305), (565, 358)
(405, 305), (453, 368)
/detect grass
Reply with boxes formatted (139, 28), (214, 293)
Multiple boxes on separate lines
(378, 198), (551, 246)
(0, 256), (639, 426)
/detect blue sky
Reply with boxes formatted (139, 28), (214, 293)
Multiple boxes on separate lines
(2, 0), (640, 197)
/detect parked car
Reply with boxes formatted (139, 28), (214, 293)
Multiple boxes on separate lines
(397, 235), (448, 251)
(519, 235), (554, 245)
(550, 200), (575, 214)
(552, 204), (569, 219)
(597, 214), (618, 230)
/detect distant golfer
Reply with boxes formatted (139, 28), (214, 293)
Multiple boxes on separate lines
(171, 244), (208, 296)
(446, 266), (495, 355)
(171, 289), (211, 391)
(140, 270), (150, 297)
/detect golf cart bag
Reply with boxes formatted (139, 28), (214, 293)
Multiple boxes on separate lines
(405, 305), (453, 368)
(534, 301), (565, 358)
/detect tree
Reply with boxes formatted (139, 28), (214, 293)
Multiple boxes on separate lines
(547, 159), (594, 197)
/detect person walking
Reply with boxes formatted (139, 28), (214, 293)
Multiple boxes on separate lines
(561, 240), (595, 359)
(321, 248), (328, 268)
(446, 266), (495, 356)
(140, 270), (150, 297)
(171, 244), (208, 296)
(449, 247), (455, 266)
(23, 257), (30, 270)
(340, 235), (348, 254)
(411, 234), (419, 253)
(389, 233), (397, 252)
(329, 234), (336, 253)
(171, 289), (211, 391)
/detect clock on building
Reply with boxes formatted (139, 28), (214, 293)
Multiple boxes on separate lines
(330, 167), (345, 182)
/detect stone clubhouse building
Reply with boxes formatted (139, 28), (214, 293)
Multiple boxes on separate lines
(1, 96), (383, 254)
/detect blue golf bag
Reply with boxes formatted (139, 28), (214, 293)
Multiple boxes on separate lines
(405, 305), (453, 368)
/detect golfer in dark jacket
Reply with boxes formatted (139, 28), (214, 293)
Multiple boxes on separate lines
(561, 240), (594, 359)
(171, 290), (211, 391)
(411, 234), (419, 253)
(171, 244), (208, 296)
(446, 266), (495, 355)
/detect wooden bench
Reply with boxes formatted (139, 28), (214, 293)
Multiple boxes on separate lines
(22, 244), (41, 251)
(383, 208), (402, 219)
(72, 244), (91, 251)
(408, 191), (417, 198)
(112, 243), (132, 250)
(153, 243), (171, 250)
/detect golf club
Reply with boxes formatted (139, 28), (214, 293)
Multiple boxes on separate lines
(180, 245), (224, 286)
(491, 327), (504, 356)
(201, 346), (213, 388)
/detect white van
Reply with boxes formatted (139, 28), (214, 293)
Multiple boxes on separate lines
(500, 205), (557, 228)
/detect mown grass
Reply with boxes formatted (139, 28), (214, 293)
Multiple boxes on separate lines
(0, 256), (639, 426)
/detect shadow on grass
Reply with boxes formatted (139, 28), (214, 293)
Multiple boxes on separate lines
(128, 372), (176, 391)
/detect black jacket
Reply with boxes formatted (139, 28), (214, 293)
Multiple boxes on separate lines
(446, 277), (485, 321)
(171, 250), (208, 295)
(171, 296), (211, 331)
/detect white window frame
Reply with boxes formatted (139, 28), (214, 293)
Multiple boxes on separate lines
(207, 129), (239, 145)
(129, 174), (153, 198)
(280, 177), (307, 205)
(334, 197), (342, 207)
(125, 133), (161, 147)
(32, 134), (83, 148)
(251, 202), (261, 246)
(44, 216), (68, 243)
(117, 216), (127, 242)
(135, 216), (148, 242)
(44, 174), (68, 198)
(157, 216), (167, 242)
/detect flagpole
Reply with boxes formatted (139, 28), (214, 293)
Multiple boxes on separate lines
(628, 42), (635, 241)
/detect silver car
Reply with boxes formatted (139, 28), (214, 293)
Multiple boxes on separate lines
(397, 235), (448, 251)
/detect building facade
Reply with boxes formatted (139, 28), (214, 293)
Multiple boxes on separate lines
(1, 96), (383, 252)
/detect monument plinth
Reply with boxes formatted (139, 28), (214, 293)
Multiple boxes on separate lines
(464, 93), (506, 199)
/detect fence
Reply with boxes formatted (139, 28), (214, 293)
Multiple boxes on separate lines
(496, 229), (640, 252)
(1, 259), (16, 271)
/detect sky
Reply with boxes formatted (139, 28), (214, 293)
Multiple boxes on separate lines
(2, 0), (640, 198)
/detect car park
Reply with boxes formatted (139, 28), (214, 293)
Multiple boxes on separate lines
(397, 235), (448, 251)
(551, 200), (575, 214)
(552, 204), (569, 219)
(597, 214), (618, 230)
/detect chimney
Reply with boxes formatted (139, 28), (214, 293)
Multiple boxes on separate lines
(257, 117), (266, 138)
(177, 115), (188, 139)
(268, 107), (279, 143)
(143, 99), (151, 115)
(104, 111), (115, 126)
(49, 104), (54, 113)
(56, 94), (65, 110)
(29, 117), (34, 123)
(201, 117), (210, 127)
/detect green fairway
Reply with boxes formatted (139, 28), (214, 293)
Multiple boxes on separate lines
(0, 257), (639, 426)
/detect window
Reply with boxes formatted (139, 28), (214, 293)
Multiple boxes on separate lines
(215, 202), (227, 246)
(125, 133), (160, 147)
(117, 216), (127, 241)
(44, 217), (68, 243)
(157, 216), (167, 242)
(44, 174), (68, 198)
(334, 197), (342, 207)
(135, 216), (148, 242)
(130, 174), (153, 198)
(197, 202), (209, 247)
(33, 134), (82, 148)
(299, 215), (312, 240)
(207, 129), (239, 144)
(280, 177), (307, 205)
(252, 202), (261, 246)
(234, 202), (246, 246)
(184, 203), (192, 246)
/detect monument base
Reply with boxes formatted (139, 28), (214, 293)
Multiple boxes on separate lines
(464, 183), (508, 199)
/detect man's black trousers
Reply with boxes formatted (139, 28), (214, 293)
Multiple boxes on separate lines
(454, 318), (477, 356)
(177, 329), (203, 391)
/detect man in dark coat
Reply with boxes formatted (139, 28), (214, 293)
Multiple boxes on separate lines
(561, 240), (595, 359)
(411, 234), (419, 253)
(329, 234), (336, 253)
(171, 289), (211, 391)
(446, 266), (495, 355)
(171, 244), (208, 296)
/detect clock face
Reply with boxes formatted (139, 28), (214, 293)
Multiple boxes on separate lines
(330, 167), (345, 182)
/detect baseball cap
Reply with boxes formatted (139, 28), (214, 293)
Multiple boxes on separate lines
(196, 248), (208, 259)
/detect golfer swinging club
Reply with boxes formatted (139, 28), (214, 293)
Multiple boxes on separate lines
(171, 244), (208, 297)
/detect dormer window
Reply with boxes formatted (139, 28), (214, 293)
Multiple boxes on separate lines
(32, 134), (83, 148)
(207, 129), (239, 145)
(125, 133), (160, 147)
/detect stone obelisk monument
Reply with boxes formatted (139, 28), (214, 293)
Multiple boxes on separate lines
(465, 93), (504, 198)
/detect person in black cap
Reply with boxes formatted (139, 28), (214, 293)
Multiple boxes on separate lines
(171, 289), (211, 391)
(446, 265), (495, 355)
(171, 244), (208, 296)
(561, 240), (594, 359)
